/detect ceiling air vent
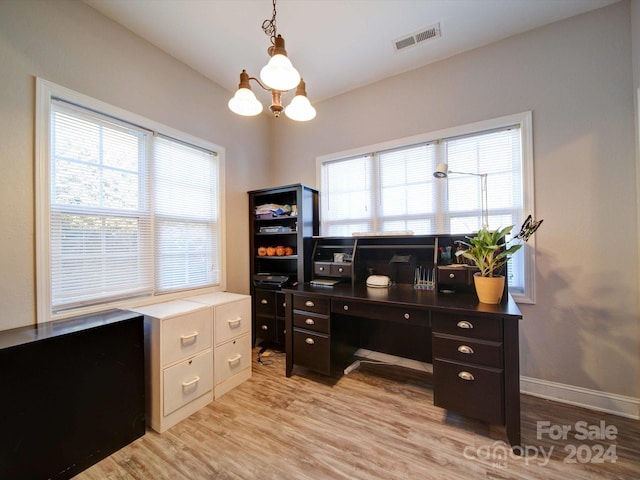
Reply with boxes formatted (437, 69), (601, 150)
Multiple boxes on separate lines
(393, 23), (441, 52)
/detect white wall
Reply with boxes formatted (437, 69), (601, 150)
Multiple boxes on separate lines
(272, 1), (640, 405)
(0, 0), (269, 330)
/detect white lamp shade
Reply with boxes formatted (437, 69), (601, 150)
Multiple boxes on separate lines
(260, 54), (301, 91)
(285, 94), (316, 121)
(433, 163), (449, 178)
(228, 88), (263, 116)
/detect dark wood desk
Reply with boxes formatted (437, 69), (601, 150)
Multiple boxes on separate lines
(284, 283), (523, 447)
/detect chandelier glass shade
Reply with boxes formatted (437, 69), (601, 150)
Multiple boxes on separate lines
(228, 1), (316, 121)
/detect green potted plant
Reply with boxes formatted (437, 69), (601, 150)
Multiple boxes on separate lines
(455, 225), (522, 304)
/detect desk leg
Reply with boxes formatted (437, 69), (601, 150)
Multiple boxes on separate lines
(285, 291), (293, 377)
(504, 319), (521, 448)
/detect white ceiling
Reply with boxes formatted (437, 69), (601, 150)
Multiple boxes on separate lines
(82, 0), (619, 102)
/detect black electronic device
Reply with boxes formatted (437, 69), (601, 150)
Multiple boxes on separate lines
(253, 273), (291, 289)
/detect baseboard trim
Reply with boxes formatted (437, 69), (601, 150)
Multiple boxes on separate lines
(520, 376), (640, 420)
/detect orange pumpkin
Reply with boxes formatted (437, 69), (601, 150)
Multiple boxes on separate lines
(276, 246), (286, 256)
(266, 246), (276, 256)
(284, 246), (294, 256)
(258, 247), (267, 256)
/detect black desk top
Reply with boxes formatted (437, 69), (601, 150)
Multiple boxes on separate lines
(284, 283), (522, 319)
(0, 310), (141, 351)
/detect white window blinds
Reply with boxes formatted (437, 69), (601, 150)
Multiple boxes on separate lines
(154, 136), (220, 292)
(319, 117), (531, 299)
(50, 100), (153, 311)
(47, 98), (221, 315)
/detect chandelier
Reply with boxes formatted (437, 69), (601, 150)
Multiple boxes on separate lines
(228, 0), (316, 121)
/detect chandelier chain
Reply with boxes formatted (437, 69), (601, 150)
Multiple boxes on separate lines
(261, 0), (278, 45)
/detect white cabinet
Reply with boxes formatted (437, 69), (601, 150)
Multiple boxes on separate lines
(131, 292), (252, 433)
(186, 292), (252, 399)
(131, 300), (214, 433)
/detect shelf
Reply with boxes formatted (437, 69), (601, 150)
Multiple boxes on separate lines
(255, 215), (298, 222)
(256, 232), (297, 236)
(255, 255), (298, 260)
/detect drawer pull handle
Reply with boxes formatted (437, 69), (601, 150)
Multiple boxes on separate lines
(305, 300), (315, 307)
(458, 345), (474, 355)
(449, 273), (455, 279)
(343, 305), (349, 311)
(305, 337), (315, 345)
(227, 317), (241, 327)
(319, 266), (325, 271)
(261, 325), (268, 330)
(260, 299), (268, 305)
(403, 313), (410, 320)
(305, 318), (315, 325)
(283, 302), (286, 307)
(338, 267), (344, 272)
(180, 331), (199, 342)
(457, 320), (474, 329)
(458, 371), (475, 381)
(182, 376), (200, 388)
(227, 353), (242, 363)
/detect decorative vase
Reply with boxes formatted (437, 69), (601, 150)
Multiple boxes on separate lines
(473, 273), (505, 304)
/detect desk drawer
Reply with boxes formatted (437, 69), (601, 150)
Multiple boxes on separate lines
(432, 333), (502, 368)
(432, 313), (502, 341)
(332, 300), (429, 326)
(433, 358), (504, 424)
(293, 311), (329, 334)
(293, 329), (330, 375)
(292, 295), (330, 315)
(331, 263), (352, 277)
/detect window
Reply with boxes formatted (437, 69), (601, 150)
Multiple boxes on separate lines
(36, 79), (225, 322)
(317, 112), (536, 303)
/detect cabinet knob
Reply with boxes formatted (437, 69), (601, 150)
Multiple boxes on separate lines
(403, 313), (410, 320)
(305, 300), (315, 307)
(338, 267), (344, 273)
(458, 371), (475, 381)
(261, 324), (268, 330)
(305, 318), (315, 325)
(282, 302), (286, 307)
(319, 266), (325, 271)
(261, 299), (268, 305)
(457, 320), (473, 329)
(457, 345), (474, 355)
(449, 273), (455, 279)
(305, 337), (315, 345)
(343, 305), (349, 311)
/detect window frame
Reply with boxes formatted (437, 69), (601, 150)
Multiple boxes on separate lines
(36, 78), (227, 323)
(316, 111), (536, 304)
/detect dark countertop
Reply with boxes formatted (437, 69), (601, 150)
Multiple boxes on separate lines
(0, 309), (141, 350)
(284, 282), (522, 319)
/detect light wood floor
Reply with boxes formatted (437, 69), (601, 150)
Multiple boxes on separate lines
(75, 347), (640, 479)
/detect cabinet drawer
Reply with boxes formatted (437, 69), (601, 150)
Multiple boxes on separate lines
(215, 333), (251, 385)
(292, 295), (330, 315)
(163, 350), (213, 417)
(276, 291), (286, 318)
(433, 358), (504, 424)
(432, 333), (502, 368)
(255, 316), (276, 340)
(214, 298), (251, 345)
(254, 290), (276, 315)
(331, 263), (352, 277)
(432, 313), (502, 341)
(314, 262), (331, 276)
(332, 300), (429, 326)
(162, 307), (212, 366)
(293, 311), (329, 334)
(293, 329), (330, 375)
(437, 266), (470, 285)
